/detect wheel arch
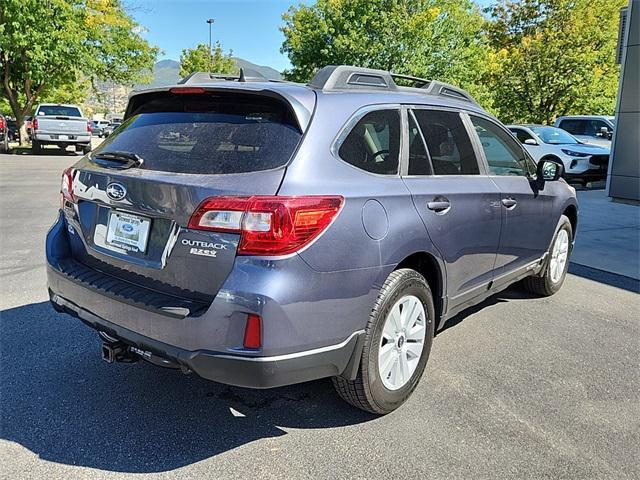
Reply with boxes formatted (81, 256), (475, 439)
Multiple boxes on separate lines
(395, 251), (446, 330)
(562, 203), (578, 239)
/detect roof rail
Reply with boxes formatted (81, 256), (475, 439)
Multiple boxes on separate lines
(308, 65), (477, 104)
(178, 67), (272, 84)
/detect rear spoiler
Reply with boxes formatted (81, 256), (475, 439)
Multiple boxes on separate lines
(125, 83), (316, 132)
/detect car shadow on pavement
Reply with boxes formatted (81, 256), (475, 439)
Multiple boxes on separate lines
(0, 301), (376, 473)
(12, 147), (81, 156)
(437, 284), (538, 335)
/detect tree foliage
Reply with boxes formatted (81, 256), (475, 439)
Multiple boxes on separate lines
(485, 0), (625, 124)
(0, 0), (159, 143)
(179, 43), (237, 78)
(281, 0), (493, 106)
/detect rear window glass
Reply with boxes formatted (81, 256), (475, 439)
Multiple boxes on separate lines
(91, 93), (302, 175)
(37, 105), (82, 117)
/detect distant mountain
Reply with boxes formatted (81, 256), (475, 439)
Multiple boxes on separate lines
(140, 58), (283, 88)
(232, 58), (283, 81)
(152, 59), (181, 86)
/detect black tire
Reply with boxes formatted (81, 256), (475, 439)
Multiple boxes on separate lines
(332, 268), (435, 414)
(0, 137), (8, 153)
(82, 144), (92, 155)
(32, 140), (42, 154)
(522, 215), (573, 296)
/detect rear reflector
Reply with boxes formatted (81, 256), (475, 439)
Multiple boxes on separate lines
(243, 314), (262, 349)
(188, 196), (344, 256)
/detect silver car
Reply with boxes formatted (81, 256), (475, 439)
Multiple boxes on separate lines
(554, 115), (615, 147)
(508, 124), (610, 185)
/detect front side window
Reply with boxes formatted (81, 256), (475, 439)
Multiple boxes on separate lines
(413, 110), (479, 175)
(558, 119), (586, 135)
(509, 128), (534, 144)
(471, 116), (535, 177)
(338, 109), (400, 175)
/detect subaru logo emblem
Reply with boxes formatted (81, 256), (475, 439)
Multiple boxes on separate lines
(106, 182), (127, 201)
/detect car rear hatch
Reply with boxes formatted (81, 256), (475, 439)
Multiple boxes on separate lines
(54, 87), (313, 317)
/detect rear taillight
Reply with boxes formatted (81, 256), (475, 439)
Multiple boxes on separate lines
(188, 195), (344, 256)
(33, 118), (38, 131)
(0, 117), (5, 129)
(60, 167), (75, 207)
(87, 122), (92, 132)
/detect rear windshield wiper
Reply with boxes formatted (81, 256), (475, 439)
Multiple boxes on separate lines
(90, 151), (144, 170)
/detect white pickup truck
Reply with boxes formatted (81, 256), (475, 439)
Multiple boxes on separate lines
(32, 103), (92, 154)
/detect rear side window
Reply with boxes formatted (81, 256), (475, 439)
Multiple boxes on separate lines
(338, 109), (400, 175)
(413, 110), (479, 175)
(91, 93), (302, 175)
(407, 113), (431, 175)
(37, 105), (82, 117)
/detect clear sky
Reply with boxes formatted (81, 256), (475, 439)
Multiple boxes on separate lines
(130, 0), (494, 73)
(130, 0), (306, 72)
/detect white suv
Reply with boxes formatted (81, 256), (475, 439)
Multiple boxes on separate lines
(509, 124), (610, 185)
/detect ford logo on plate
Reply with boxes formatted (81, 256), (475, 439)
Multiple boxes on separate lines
(106, 182), (127, 201)
(121, 224), (134, 232)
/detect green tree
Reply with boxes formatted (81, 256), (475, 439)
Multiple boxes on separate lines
(0, 0), (159, 144)
(179, 43), (237, 78)
(486, 0), (625, 124)
(280, 0), (493, 107)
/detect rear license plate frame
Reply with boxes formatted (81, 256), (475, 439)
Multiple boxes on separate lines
(104, 210), (152, 254)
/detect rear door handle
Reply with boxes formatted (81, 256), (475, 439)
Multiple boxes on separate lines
(427, 198), (451, 213)
(501, 198), (517, 209)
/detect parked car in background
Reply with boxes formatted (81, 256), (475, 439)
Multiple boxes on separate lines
(6, 118), (19, 142)
(47, 66), (578, 414)
(508, 124), (610, 185)
(101, 121), (122, 137)
(32, 104), (92, 154)
(554, 115), (615, 147)
(92, 120), (111, 137)
(0, 114), (9, 152)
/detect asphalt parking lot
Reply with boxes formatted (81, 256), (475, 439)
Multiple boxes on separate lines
(1, 151), (638, 480)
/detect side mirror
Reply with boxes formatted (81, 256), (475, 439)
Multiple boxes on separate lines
(536, 159), (563, 182)
(524, 138), (538, 145)
(596, 126), (610, 138)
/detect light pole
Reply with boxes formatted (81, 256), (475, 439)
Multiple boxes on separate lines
(206, 18), (215, 74)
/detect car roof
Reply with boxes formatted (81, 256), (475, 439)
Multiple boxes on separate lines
(556, 115), (615, 120)
(128, 65), (490, 131)
(37, 103), (82, 108)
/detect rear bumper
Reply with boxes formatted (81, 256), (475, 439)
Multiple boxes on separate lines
(46, 211), (378, 388)
(34, 133), (91, 144)
(49, 284), (364, 388)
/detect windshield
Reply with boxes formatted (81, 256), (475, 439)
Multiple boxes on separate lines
(37, 105), (82, 117)
(91, 94), (302, 175)
(530, 126), (578, 145)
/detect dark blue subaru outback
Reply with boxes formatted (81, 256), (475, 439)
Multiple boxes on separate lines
(47, 66), (577, 413)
